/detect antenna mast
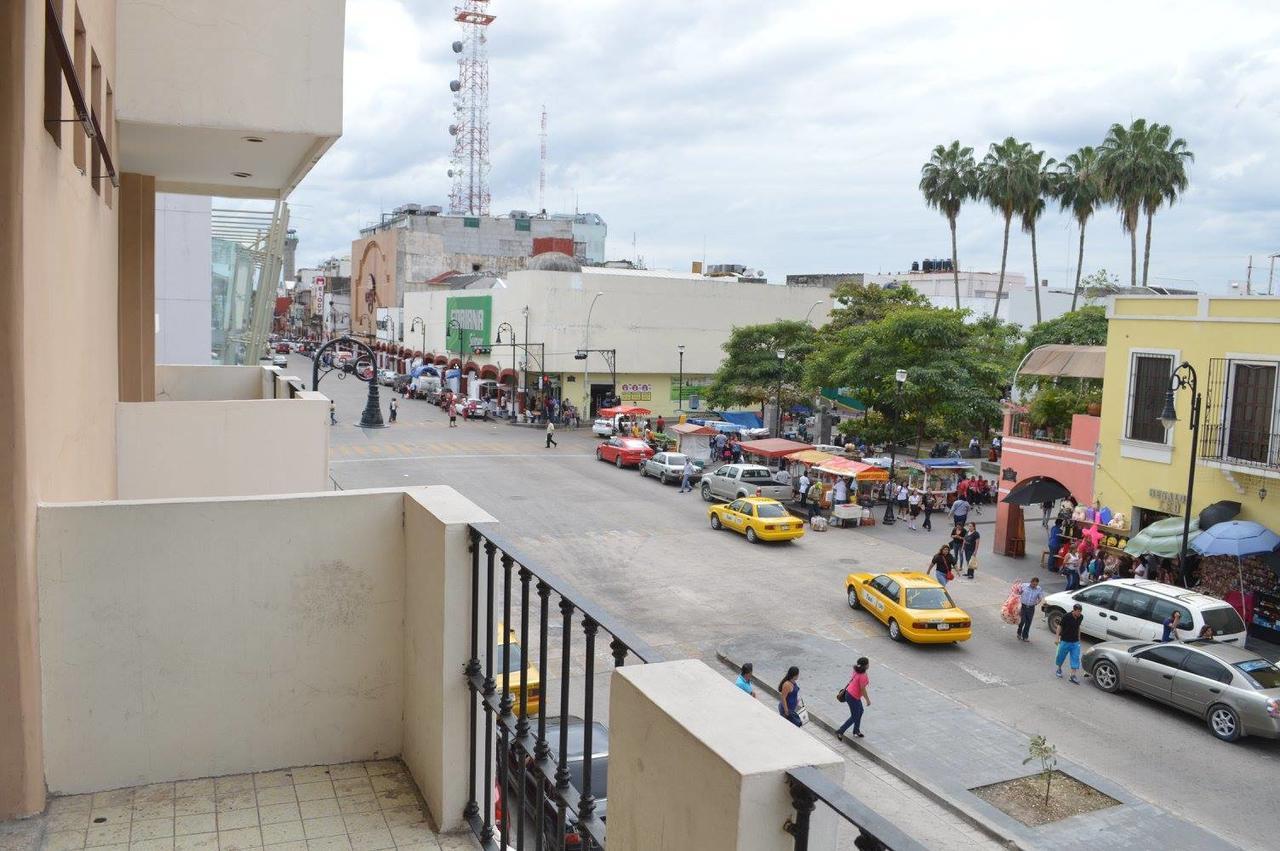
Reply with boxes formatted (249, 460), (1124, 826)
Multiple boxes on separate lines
(538, 105), (547, 214)
(447, 1), (494, 216)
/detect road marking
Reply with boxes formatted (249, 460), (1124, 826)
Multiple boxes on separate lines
(957, 663), (1009, 687)
(331, 453), (595, 463)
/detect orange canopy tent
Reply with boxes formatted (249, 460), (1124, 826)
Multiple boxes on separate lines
(815, 457), (889, 481)
(737, 438), (814, 459)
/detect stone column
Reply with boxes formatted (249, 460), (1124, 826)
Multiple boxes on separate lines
(118, 172), (156, 402)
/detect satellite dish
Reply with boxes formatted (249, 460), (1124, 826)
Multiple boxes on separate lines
(449, 80), (462, 93)
(448, 124), (459, 136)
(447, 169), (455, 178)
(452, 40), (464, 53)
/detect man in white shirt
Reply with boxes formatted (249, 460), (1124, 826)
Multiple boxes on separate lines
(798, 472), (811, 507)
(775, 466), (792, 486)
(833, 476), (848, 506)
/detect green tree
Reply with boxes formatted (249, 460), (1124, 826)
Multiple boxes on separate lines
(919, 141), (977, 309)
(824, 280), (930, 334)
(1054, 146), (1106, 311)
(978, 137), (1036, 320)
(1139, 124), (1193, 287)
(1019, 148), (1056, 326)
(704, 320), (817, 421)
(1021, 305), (1108, 354)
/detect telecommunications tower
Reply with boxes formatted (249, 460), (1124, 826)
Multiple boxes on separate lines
(447, 1), (494, 216)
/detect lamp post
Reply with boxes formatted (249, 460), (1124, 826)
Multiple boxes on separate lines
(677, 345), (685, 415)
(494, 321), (518, 421)
(804, 300), (825, 324)
(775, 349), (786, 438)
(410, 316), (426, 358)
(1158, 361), (1201, 575)
(883, 369), (908, 526)
(583, 291), (604, 418)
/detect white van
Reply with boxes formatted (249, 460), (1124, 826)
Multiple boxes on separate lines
(1042, 579), (1248, 644)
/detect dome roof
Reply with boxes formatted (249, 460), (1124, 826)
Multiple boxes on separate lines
(528, 251), (581, 272)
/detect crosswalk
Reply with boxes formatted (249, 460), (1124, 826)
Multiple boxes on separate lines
(330, 439), (543, 459)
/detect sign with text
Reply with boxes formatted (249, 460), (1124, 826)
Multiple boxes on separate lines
(671, 375), (712, 401)
(445, 295), (492, 357)
(620, 382), (652, 401)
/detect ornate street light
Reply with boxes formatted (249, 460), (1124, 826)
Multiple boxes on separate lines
(883, 369), (908, 525)
(775, 349), (786, 438)
(677, 345), (685, 415)
(1158, 361), (1201, 573)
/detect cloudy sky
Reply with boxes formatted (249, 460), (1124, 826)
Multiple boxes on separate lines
(288, 0), (1280, 292)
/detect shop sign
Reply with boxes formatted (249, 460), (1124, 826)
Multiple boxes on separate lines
(620, 382), (652, 401)
(1002, 467), (1018, 482)
(445, 295), (492, 356)
(671, 375), (711, 401)
(1148, 488), (1186, 512)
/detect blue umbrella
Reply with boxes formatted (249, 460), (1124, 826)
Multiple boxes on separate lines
(1190, 521), (1280, 557)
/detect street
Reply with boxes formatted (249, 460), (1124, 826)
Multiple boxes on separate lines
(313, 358), (1278, 850)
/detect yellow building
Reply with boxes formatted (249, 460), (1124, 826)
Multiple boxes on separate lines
(1095, 294), (1280, 532)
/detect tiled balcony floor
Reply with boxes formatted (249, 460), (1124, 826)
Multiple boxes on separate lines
(19, 761), (477, 851)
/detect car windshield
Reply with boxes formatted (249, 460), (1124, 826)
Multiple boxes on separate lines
(905, 588), (954, 610)
(1201, 606), (1246, 635)
(620, 440), (646, 449)
(1235, 659), (1280, 689)
(493, 644), (524, 673)
(665, 455), (686, 465)
(740, 469), (773, 481)
(756, 504), (787, 518)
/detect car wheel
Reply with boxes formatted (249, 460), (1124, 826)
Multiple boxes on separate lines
(701, 483), (713, 502)
(615, 456), (623, 468)
(746, 527), (758, 544)
(1046, 609), (1063, 634)
(710, 514), (722, 530)
(1091, 659), (1121, 693)
(1208, 704), (1241, 742)
(847, 586), (861, 609)
(638, 465), (646, 477)
(888, 619), (903, 642)
(660, 473), (669, 485)
(596, 450), (603, 462)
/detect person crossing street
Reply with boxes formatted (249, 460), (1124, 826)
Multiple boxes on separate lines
(388, 398), (398, 423)
(1016, 577), (1045, 641)
(679, 457), (696, 493)
(545, 420), (557, 448)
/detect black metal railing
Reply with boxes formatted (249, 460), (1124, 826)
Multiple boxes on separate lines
(1199, 357), (1279, 470)
(785, 766), (930, 851)
(465, 524), (661, 851)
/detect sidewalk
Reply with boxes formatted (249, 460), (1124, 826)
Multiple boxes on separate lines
(720, 632), (1238, 851)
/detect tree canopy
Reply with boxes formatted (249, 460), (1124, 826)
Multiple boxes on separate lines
(704, 319), (817, 410)
(824, 280), (930, 334)
(1021, 306), (1108, 354)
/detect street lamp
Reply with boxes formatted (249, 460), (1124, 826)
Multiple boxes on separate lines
(1158, 361), (1201, 575)
(883, 369), (908, 526)
(583, 292), (604, 417)
(447, 317), (461, 361)
(677, 345), (685, 415)
(804, 300), (825, 324)
(494, 321), (518, 421)
(410, 316), (426, 358)
(775, 349), (786, 438)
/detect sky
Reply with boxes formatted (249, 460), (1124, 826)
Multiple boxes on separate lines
(287, 0), (1280, 293)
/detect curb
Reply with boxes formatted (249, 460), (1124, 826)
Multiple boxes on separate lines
(715, 650), (1021, 850)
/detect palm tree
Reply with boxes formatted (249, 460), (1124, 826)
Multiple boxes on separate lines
(1099, 119), (1153, 288)
(1055, 146), (1105, 310)
(919, 141), (977, 309)
(1019, 148), (1055, 325)
(1139, 124), (1194, 287)
(978, 137), (1034, 319)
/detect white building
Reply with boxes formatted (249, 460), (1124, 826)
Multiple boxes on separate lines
(864, 270), (1076, 328)
(154, 193), (213, 363)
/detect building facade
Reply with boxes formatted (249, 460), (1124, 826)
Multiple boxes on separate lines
(154, 193), (213, 363)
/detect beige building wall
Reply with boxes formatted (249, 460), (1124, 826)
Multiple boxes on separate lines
(115, 396), (330, 499)
(155, 364), (266, 401)
(2, 0), (122, 818)
(37, 491), (407, 794)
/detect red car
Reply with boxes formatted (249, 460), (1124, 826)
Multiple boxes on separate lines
(597, 437), (654, 468)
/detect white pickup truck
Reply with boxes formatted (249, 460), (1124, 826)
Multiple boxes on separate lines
(700, 464), (793, 502)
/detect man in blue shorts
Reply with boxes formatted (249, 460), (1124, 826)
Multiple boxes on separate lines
(1055, 603), (1085, 684)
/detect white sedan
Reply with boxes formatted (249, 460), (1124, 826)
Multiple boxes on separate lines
(271, 354), (288, 367)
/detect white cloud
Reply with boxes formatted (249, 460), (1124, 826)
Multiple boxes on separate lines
(288, 0), (1280, 293)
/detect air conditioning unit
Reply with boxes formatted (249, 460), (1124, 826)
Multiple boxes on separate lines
(403, 203), (423, 214)
(424, 205), (443, 216)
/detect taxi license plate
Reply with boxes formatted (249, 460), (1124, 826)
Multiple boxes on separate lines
(937, 623), (950, 631)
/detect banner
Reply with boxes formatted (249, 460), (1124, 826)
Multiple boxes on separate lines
(620, 382), (652, 401)
(445, 295), (492, 356)
(670, 375), (712, 401)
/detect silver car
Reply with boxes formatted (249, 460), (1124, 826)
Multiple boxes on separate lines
(639, 452), (703, 485)
(1082, 639), (1280, 742)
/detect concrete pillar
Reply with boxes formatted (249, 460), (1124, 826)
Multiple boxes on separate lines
(609, 659), (843, 851)
(400, 489), (495, 832)
(118, 172), (156, 402)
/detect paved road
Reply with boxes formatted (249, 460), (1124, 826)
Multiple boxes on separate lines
(309, 358), (1277, 849)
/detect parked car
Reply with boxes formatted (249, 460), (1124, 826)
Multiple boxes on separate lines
(708, 497), (804, 544)
(461, 398), (488, 419)
(497, 717), (608, 850)
(845, 571), (972, 643)
(638, 452), (703, 485)
(377, 369), (398, 386)
(391, 374), (413, 392)
(1083, 639), (1280, 742)
(700, 464), (792, 502)
(271, 353), (288, 367)
(596, 437), (654, 468)
(495, 625), (541, 717)
(1042, 579), (1247, 645)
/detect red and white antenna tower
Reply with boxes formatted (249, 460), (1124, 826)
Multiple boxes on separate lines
(447, 1), (494, 216)
(538, 105), (547, 215)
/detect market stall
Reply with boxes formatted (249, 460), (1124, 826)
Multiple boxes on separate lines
(813, 457), (890, 524)
(901, 458), (973, 506)
(669, 422), (718, 463)
(737, 438), (814, 472)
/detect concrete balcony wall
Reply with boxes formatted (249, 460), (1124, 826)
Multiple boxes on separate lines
(155, 364), (266, 401)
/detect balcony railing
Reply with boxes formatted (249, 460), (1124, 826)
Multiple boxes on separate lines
(1200, 423), (1280, 470)
(1199, 358), (1280, 471)
(785, 766), (929, 851)
(465, 524), (661, 851)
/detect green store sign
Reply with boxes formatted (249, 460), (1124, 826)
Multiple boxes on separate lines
(671, 375), (711, 401)
(445, 295), (492, 355)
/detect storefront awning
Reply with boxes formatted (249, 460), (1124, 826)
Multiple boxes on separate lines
(670, 423), (718, 436)
(786, 449), (836, 465)
(739, 438), (814, 459)
(1018, 345), (1107, 380)
(815, 457), (889, 481)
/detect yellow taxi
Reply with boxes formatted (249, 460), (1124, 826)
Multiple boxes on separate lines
(708, 497), (805, 543)
(496, 625), (541, 715)
(844, 571), (972, 643)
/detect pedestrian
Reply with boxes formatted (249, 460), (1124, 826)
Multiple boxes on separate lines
(735, 662), (755, 695)
(896, 483), (909, 519)
(656, 414), (666, 433)
(329, 401), (336, 425)
(679, 457), (695, 493)
(907, 488), (922, 530)
(1055, 603), (1085, 683)
(1047, 520), (1063, 571)
(778, 666), (803, 727)
(930, 545), (954, 586)
(774, 465), (792, 487)
(963, 521), (980, 578)
(448, 402), (458, 428)
(835, 657), (871, 740)
(1063, 550), (1081, 590)
(1161, 609), (1183, 642)
(833, 475), (848, 507)
(950, 494), (970, 530)
(1016, 577), (1046, 641)
(807, 479), (825, 520)
(1087, 552), (1104, 584)
(389, 397), (398, 423)
(1041, 500), (1054, 529)
(949, 522), (965, 563)
(798, 472), (811, 507)
(922, 492), (935, 531)
(545, 420), (557, 448)
(1198, 625), (1216, 640)
(1133, 555), (1149, 579)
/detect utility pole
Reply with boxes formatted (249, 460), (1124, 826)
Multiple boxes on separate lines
(1268, 253), (1278, 296)
(538, 106), (547, 214)
(1246, 255), (1253, 296)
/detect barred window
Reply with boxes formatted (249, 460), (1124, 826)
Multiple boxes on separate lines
(1126, 353), (1172, 443)
(1226, 363), (1277, 464)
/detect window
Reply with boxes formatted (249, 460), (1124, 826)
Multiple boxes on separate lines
(44, 0), (64, 145)
(1150, 599), (1192, 628)
(1179, 652), (1231, 684)
(756, 503), (787, 519)
(870, 576), (892, 595)
(1202, 606), (1246, 635)
(727, 500), (744, 514)
(72, 6), (86, 171)
(514, 218), (531, 232)
(905, 588), (954, 610)
(1235, 659), (1280, 689)
(1136, 646), (1189, 668)
(1075, 586), (1116, 608)
(1225, 363), (1277, 464)
(1112, 588), (1154, 620)
(1126, 353), (1173, 443)
(89, 49), (100, 194)
(463, 217), (480, 228)
(883, 580), (902, 603)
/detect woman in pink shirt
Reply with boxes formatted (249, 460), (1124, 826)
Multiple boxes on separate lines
(835, 657), (872, 739)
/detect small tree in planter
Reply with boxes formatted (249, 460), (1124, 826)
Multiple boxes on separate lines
(1023, 734), (1058, 806)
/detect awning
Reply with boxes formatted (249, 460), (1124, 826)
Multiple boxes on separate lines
(903, 458), (973, 471)
(786, 449), (836, 465)
(820, 387), (866, 411)
(719, 411), (764, 429)
(1018, 345), (1107, 380)
(670, 423), (719, 436)
(815, 457), (889, 481)
(599, 404), (651, 418)
(1125, 516), (1200, 558)
(738, 438), (814, 459)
